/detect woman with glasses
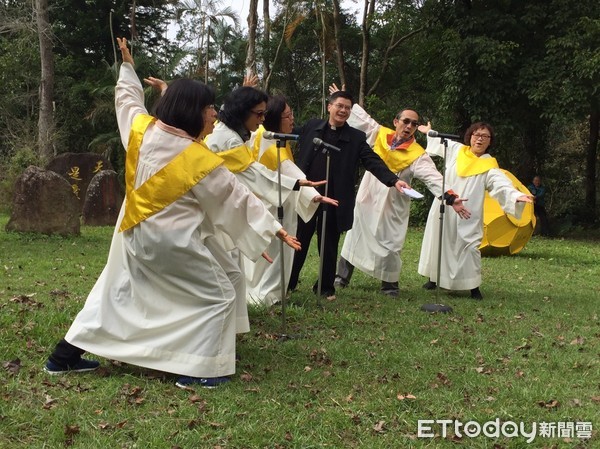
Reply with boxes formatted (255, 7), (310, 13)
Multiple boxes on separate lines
(205, 88), (338, 308)
(327, 84), (469, 298)
(243, 95), (339, 306)
(44, 39), (302, 390)
(417, 122), (532, 299)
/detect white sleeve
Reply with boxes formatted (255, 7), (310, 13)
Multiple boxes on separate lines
(114, 62), (147, 149)
(281, 159), (319, 222)
(347, 104), (382, 147)
(425, 136), (462, 159)
(191, 166), (281, 261)
(411, 153), (446, 198)
(486, 168), (526, 219)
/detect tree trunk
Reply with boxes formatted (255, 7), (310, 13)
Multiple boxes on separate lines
(204, 25), (210, 83)
(245, 0), (259, 77)
(585, 97), (599, 220)
(36, 0), (55, 163)
(359, 0), (375, 106)
(262, 0), (271, 91)
(331, 0), (346, 88)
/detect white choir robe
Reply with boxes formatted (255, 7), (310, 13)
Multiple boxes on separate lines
(418, 136), (525, 290)
(205, 124), (318, 307)
(244, 134), (319, 306)
(65, 63), (280, 378)
(340, 104), (445, 283)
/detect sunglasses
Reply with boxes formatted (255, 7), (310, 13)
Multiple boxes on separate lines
(399, 118), (419, 127)
(250, 109), (266, 118)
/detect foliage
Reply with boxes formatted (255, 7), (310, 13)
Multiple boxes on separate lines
(0, 0), (598, 222)
(1, 215), (599, 447)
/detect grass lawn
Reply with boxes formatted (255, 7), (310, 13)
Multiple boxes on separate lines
(0, 213), (598, 448)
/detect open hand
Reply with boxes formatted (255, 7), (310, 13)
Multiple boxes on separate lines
(143, 76), (168, 94)
(313, 195), (339, 206)
(117, 37), (134, 65)
(299, 179), (327, 188)
(452, 198), (471, 219)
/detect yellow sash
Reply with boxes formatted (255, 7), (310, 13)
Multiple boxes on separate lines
(215, 142), (255, 173)
(119, 113), (224, 232)
(253, 126), (294, 171)
(456, 145), (499, 177)
(373, 127), (425, 173)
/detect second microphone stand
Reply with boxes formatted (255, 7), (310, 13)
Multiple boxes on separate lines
(421, 136), (453, 314)
(316, 144), (333, 309)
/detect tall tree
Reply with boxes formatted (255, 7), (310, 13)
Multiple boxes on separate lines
(245, 0), (259, 77)
(358, 0), (375, 105)
(35, 0), (54, 163)
(331, 0), (346, 88)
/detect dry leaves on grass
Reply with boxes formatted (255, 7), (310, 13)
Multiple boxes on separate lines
(372, 420), (386, 433)
(537, 399), (560, 409)
(397, 393), (416, 400)
(3, 358), (21, 375)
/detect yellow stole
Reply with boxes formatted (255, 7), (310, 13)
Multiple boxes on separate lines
(211, 135), (255, 173)
(456, 145), (499, 177)
(119, 113), (223, 232)
(373, 127), (425, 173)
(252, 126), (294, 171)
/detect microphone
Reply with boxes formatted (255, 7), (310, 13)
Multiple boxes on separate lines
(263, 131), (300, 141)
(427, 130), (460, 140)
(313, 137), (341, 153)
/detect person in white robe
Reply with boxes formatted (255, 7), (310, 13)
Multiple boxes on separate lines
(205, 88), (338, 307)
(332, 91), (468, 296)
(417, 122), (532, 299)
(244, 96), (328, 306)
(44, 38), (301, 389)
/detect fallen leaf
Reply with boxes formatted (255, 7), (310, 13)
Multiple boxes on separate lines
(2, 359), (21, 375)
(373, 420), (386, 433)
(285, 431), (293, 441)
(240, 372), (253, 382)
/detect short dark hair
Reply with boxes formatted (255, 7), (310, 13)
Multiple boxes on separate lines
(153, 78), (215, 139)
(464, 121), (495, 151)
(263, 95), (287, 133)
(395, 108), (420, 121)
(219, 86), (269, 134)
(328, 90), (353, 105)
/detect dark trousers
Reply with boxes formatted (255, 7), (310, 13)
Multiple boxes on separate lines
(289, 205), (340, 296)
(534, 204), (550, 236)
(49, 339), (85, 368)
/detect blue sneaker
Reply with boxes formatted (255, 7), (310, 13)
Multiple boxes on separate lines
(44, 358), (100, 375)
(175, 376), (230, 389)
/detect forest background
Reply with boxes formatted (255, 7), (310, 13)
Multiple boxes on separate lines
(0, 0), (598, 231)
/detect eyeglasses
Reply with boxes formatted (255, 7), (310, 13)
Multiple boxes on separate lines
(472, 133), (491, 140)
(250, 109), (266, 118)
(331, 103), (351, 111)
(281, 111), (294, 119)
(399, 118), (419, 127)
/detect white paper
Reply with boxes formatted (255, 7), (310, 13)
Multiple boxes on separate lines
(402, 187), (424, 200)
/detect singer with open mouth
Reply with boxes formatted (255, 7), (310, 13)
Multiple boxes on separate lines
(417, 121), (533, 300)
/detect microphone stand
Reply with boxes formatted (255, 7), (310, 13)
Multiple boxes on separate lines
(421, 136), (452, 314)
(316, 144), (332, 309)
(275, 137), (289, 336)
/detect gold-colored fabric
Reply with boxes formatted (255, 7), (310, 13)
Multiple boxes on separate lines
(120, 113), (224, 232)
(253, 126), (294, 171)
(373, 127), (425, 173)
(456, 145), (499, 177)
(216, 141), (256, 173)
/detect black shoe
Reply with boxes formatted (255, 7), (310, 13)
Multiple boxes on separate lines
(470, 287), (483, 300)
(422, 280), (437, 290)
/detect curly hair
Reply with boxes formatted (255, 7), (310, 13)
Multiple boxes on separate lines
(219, 87), (269, 139)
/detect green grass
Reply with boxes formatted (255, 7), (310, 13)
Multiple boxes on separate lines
(0, 213), (598, 448)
